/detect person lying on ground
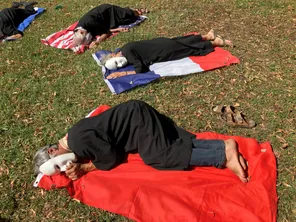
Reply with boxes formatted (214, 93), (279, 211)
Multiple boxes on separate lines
(100, 29), (233, 79)
(0, 1), (38, 41)
(73, 4), (148, 48)
(33, 100), (248, 183)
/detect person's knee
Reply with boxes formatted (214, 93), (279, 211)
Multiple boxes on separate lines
(224, 138), (237, 150)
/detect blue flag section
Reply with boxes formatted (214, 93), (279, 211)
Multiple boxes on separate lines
(18, 8), (45, 32)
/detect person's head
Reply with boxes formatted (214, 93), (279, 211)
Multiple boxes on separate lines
(73, 27), (93, 46)
(33, 143), (71, 175)
(101, 53), (128, 70)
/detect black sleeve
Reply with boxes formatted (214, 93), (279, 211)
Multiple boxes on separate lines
(96, 22), (112, 35)
(68, 128), (118, 170)
(123, 47), (149, 73)
(77, 17), (111, 36)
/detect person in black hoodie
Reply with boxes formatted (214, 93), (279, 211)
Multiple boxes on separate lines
(33, 100), (248, 183)
(102, 29), (232, 78)
(72, 4), (148, 47)
(0, 2), (38, 40)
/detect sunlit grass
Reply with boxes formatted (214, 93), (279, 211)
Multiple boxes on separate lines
(0, 0), (295, 221)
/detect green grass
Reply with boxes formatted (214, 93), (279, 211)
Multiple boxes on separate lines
(1, 0), (296, 221)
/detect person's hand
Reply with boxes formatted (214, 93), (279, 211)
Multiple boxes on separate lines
(117, 27), (129, 32)
(89, 40), (99, 49)
(107, 71), (136, 79)
(65, 163), (86, 180)
(107, 71), (128, 79)
(110, 27), (129, 33)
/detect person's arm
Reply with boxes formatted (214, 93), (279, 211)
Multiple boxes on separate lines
(106, 70), (136, 79)
(65, 162), (96, 180)
(7, 33), (23, 40)
(122, 46), (149, 73)
(110, 27), (129, 33)
(89, 33), (111, 48)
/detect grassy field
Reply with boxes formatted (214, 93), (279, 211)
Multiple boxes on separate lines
(0, 0), (295, 221)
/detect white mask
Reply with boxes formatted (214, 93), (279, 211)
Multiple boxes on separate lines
(39, 153), (77, 176)
(105, 56), (128, 70)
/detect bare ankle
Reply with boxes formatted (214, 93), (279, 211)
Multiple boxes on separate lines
(225, 139), (237, 151)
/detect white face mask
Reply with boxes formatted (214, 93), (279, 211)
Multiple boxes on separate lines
(105, 56), (128, 70)
(39, 153), (77, 176)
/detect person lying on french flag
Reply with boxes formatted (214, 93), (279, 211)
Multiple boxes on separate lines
(100, 29), (233, 79)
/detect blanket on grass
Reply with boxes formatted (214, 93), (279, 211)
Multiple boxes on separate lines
(92, 36), (240, 94)
(34, 105), (277, 222)
(41, 16), (147, 54)
(1, 7), (45, 42)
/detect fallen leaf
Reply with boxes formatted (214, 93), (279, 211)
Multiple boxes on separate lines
(281, 143), (289, 149)
(282, 182), (292, 188)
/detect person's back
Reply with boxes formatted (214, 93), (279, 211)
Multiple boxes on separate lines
(0, 8), (18, 29)
(76, 4), (137, 36)
(0, 5), (36, 39)
(76, 5), (110, 36)
(67, 100), (194, 171)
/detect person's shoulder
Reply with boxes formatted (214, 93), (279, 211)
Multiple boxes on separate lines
(1, 7), (13, 15)
(92, 4), (113, 12)
(122, 41), (139, 51)
(121, 42), (133, 53)
(98, 4), (113, 8)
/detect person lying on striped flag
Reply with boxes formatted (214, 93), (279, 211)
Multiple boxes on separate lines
(72, 4), (149, 48)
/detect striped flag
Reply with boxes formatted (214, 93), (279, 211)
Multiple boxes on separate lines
(93, 43), (240, 94)
(41, 16), (147, 54)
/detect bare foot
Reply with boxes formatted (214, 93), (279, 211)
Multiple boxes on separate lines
(204, 29), (216, 41)
(224, 139), (248, 183)
(89, 41), (97, 49)
(134, 8), (150, 16)
(212, 35), (233, 47)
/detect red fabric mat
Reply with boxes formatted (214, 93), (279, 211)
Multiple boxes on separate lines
(36, 106), (277, 222)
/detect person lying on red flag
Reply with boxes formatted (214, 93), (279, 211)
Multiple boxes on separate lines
(33, 100), (248, 183)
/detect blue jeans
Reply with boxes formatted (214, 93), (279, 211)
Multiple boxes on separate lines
(189, 139), (226, 168)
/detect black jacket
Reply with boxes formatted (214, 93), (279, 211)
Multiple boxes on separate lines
(121, 35), (214, 73)
(76, 4), (137, 36)
(68, 100), (194, 171)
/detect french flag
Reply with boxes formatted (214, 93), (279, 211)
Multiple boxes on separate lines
(92, 45), (240, 94)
